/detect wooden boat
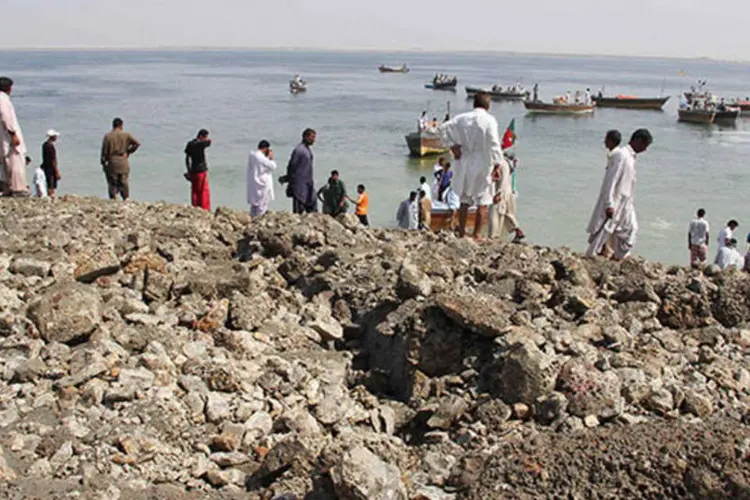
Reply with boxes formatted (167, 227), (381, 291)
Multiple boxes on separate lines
(713, 107), (741, 125)
(591, 95), (670, 110)
(425, 81), (457, 91)
(677, 109), (715, 124)
(405, 130), (448, 158)
(289, 80), (307, 94)
(430, 206), (477, 233)
(425, 76), (458, 91)
(379, 64), (409, 73)
(465, 86), (529, 100)
(524, 101), (595, 114)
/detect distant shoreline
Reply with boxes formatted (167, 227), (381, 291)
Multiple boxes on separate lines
(0, 46), (746, 65)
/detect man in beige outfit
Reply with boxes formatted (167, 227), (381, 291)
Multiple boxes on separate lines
(488, 155), (524, 242)
(0, 77), (28, 196)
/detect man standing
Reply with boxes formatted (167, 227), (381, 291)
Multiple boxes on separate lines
(101, 117), (140, 200)
(586, 128), (653, 260)
(0, 77), (28, 196)
(285, 128), (317, 214)
(41, 130), (61, 197)
(247, 140), (277, 217)
(418, 190), (432, 230)
(437, 92), (503, 238)
(184, 129), (212, 210)
(688, 208), (710, 267)
(396, 191), (419, 230)
(349, 184), (369, 226)
(488, 155), (525, 242)
(717, 220), (738, 249)
(318, 170), (347, 216)
(418, 176), (432, 202)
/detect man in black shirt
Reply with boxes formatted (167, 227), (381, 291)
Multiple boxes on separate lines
(42, 129), (60, 196)
(184, 129), (212, 210)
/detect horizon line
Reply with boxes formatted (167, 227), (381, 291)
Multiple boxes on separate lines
(0, 45), (744, 64)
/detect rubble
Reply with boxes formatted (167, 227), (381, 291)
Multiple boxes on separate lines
(0, 196), (748, 498)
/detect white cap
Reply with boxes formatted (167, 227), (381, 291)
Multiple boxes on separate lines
(46, 129), (60, 138)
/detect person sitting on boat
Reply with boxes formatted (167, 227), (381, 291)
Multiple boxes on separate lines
(585, 88), (591, 105)
(574, 91), (582, 104)
(437, 161), (453, 202)
(718, 98), (727, 112)
(419, 111), (428, 131)
(565, 91), (571, 104)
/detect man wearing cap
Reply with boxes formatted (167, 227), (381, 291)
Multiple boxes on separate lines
(101, 117), (140, 200)
(0, 77), (28, 196)
(184, 129), (212, 210)
(41, 129), (60, 197)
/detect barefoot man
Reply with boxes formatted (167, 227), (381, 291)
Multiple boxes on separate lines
(586, 128), (653, 260)
(437, 92), (502, 238)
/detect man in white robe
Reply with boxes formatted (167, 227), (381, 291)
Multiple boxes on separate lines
(247, 140), (277, 217)
(0, 77), (27, 196)
(437, 92), (503, 238)
(488, 155), (524, 242)
(586, 129), (653, 260)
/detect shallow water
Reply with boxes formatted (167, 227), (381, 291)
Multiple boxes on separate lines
(3, 49), (749, 264)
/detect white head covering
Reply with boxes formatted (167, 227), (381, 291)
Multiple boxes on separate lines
(46, 129), (60, 138)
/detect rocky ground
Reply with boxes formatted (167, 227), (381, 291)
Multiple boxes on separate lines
(0, 196), (749, 500)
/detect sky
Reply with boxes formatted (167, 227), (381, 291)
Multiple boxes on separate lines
(3, 0), (750, 59)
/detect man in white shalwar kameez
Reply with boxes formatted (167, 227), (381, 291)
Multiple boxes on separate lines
(437, 92), (503, 238)
(247, 140), (277, 217)
(488, 154), (524, 241)
(586, 129), (653, 260)
(0, 77), (28, 196)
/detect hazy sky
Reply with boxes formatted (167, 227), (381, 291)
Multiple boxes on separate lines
(4, 0), (749, 59)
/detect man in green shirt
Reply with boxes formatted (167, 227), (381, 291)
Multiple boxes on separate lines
(318, 170), (348, 216)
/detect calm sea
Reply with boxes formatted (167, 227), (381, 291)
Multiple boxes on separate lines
(2, 49), (749, 264)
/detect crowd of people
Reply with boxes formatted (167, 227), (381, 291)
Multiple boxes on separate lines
(555, 88), (593, 105)
(688, 213), (750, 271)
(1, 75), (748, 274)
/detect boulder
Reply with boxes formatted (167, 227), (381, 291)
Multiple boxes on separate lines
(10, 257), (51, 278)
(27, 282), (103, 344)
(557, 359), (623, 420)
(73, 248), (121, 283)
(331, 446), (407, 500)
(435, 292), (512, 338)
(396, 259), (433, 300)
(489, 341), (554, 405)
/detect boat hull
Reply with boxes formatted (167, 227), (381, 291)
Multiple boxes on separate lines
(465, 86), (528, 100)
(430, 207), (477, 233)
(425, 83), (457, 91)
(524, 101), (595, 114)
(714, 108), (741, 125)
(379, 66), (409, 73)
(592, 96), (670, 110)
(405, 132), (449, 158)
(677, 109), (715, 124)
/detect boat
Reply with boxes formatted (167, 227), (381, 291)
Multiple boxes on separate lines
(727, 99), (750, 113)
(431, 205), (477, 233)
(405, 129), (448, 157)
(524, 101), (595, 114)
(713, 107), (741, 125)
(379, 64), (409, 73)
(425, 75), (458, 91)
(289, 78), (307, 94)
(677, 109), (715, 124)
(591, 95), (670, 110)
(465, 85), (529, 100)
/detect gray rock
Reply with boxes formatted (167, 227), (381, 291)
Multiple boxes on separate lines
(206, 393), (232, 423)
(645, 388), (674, 415)
(27, 282), (103, 344)
(331, 446), (408, 500)
(490, 341), (554, 405)
(426, 395), (468, 430)
(396, 259), (433, 299)
(10, 257), (51, 277)
(309, 318), (344, 342)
